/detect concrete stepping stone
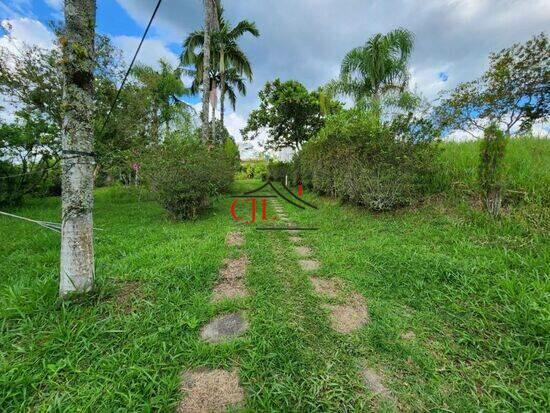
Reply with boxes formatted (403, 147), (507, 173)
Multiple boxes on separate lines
(226, 232), (244, 247)
(323, 292), (369, 333)
(299, 259), (320, 271)
(361, 367), (390, 397)
(295, 246), (312, 257)
(289, 236), (302, 243)
(179, 368), (244, 412)
(211, 280), (248, 302)
(220, 255), (248, 280)
(200, 312), (248, 343)
(310, 276), (342, 299)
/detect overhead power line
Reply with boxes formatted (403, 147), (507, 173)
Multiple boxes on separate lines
(1, 0), (164, 181)
(97, 0), (164, 137)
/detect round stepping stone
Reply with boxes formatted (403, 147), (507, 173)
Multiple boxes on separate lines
(226, 232), (244, 247)
(323, 292), (369, 333)
(179, 368), (244, 412)
(299, 259), (320, 271)
(200, 312), (248, 343)
(295, 246), (311, 257)
(361, 367), (390, 397)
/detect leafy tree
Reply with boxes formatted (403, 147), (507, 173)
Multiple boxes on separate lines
(327, 28), (414, 107)
(435, 33), (549, 137)
(241, 79), (330, 151)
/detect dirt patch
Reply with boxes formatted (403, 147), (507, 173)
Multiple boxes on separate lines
(220, 255), (248, 281)
(112, 281), (142, 313)
(401, 331), (416, 341)
(211, 280), (248, 302)
(295, 246), (312, 257)
(200, 312), (249, 343)
(289, 236), (302, 243)
(299, 259), (320, 271)
(226, 232), (244, 247)
(324, 292), (369, 333)
(361, 367), (390, 397)
(311, 277), (342, 299)
(179, 368), (244, 412)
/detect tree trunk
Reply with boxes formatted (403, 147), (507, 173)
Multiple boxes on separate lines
(59, 0), (96, 297)
(201, 0), (213, 143)
(485, 188), (502, 217)
(220, 49), (226, 131)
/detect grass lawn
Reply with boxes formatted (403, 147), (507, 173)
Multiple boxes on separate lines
(1, 179), (548, 411)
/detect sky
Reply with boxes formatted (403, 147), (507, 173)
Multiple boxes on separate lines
(1, 0), (549, 157)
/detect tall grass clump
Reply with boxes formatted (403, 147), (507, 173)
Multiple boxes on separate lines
(294, 109), (439, 211)
(434, 136), (550, 207)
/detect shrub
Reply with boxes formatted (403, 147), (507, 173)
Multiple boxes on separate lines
(295, 109), (439, 210)
(237, 160), (268, 180)
(479, 124), (508, 217)
(143, 138), (234, 220)
(267, 161), (292, 183)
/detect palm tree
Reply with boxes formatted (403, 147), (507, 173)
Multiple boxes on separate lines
(182, 1), (259, 136)
(331, 28), (414, 108)
(132, 60), (188, 142)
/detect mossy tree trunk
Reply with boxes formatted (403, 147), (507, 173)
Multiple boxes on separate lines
(59, 0), (96, 297)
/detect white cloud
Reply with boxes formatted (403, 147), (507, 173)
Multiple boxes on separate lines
(44, 0), (63, 10)
(0, 17), (55, 52)
(111, 35), (178, 69)
(115, 0), (550, 146)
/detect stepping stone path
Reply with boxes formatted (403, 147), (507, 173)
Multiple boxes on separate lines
(182, 231), (249, 409)
(200, 312), (249, 343)
(179, 368), (244, 412)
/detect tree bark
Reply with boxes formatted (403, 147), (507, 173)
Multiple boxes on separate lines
(59, 0), (96, 297)
(201, 0), (213, 143)
(220, 49), (226, 132)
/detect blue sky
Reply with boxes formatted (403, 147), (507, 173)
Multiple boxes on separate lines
(1, 0), (549, 152)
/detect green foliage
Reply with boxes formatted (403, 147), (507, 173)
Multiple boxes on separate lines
(429, 136), (550, 208)
(435, 33), (549, 136)
(0, 120), (60, 207)
(479, 124), (508, 216)
(333, 28), (414, 105)
(241, 79), (327, 151)
(267, 161), (291, 183)
(237, 160), (267, 180)
(295, 109), (439, 210)
(143, 138), (234, 220)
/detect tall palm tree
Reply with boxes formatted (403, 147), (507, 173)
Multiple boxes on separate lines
(132, 60), (188, 141)
(332, 28), (414, 108)
(182, 1), (259, 135)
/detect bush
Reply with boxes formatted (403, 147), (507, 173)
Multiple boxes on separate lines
(143, 138), (235, 220)
(237, 160), (268, 180)
(479, 124), (507, 216)
(267, 161), (292, 183)
(295, 109), (439, 211)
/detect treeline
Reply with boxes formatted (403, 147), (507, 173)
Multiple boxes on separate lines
(246, 32), (549, 217)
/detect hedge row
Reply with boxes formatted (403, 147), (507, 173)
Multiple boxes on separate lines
(293, 109), (440, 211)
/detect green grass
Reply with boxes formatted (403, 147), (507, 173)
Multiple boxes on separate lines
(435, 136), (550, 205)
(1, 178), (549, 411)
